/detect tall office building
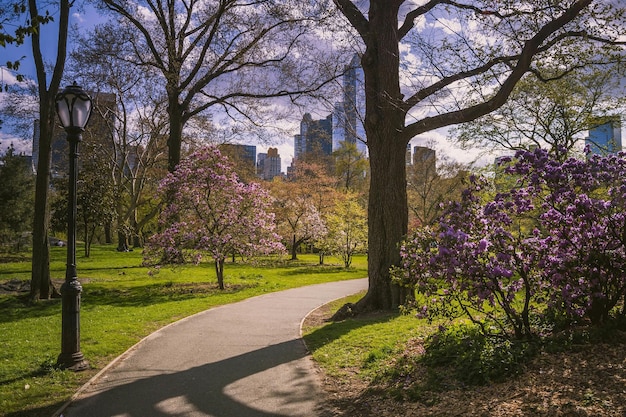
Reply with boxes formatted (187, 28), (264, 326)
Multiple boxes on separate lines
(257, 147), (282, 180)
(294, 54), (367, 166)
(293, 113), (333, 160)
(586, 117), (622, 155)
(413, 146), (436, 169)
(333, 54), (367, 156)
(220, 144), (256, 167)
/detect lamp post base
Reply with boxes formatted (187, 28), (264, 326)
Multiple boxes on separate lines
(56, 352), (89, 371)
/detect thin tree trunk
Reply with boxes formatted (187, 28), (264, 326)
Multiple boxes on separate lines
(291, 234), (298, 260)
(215, 259), (225, 290)
(30, 114), (54, 300)
(104, 222), (112, 244)
(29, 0), (70, 300)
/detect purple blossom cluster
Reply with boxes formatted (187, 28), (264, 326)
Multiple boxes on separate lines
(396, 148), (626, 338)
(143, 146), (284, 289)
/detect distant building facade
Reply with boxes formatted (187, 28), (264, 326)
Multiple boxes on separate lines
(220, 144), (256, 166)
(293, 113), (333, 160)
(338, 54), (367, 155)
(292, 54), (368, 172)
(413, 146), (436, 170)
(257, 147), (282, 180)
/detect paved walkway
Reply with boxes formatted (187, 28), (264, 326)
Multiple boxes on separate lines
(58, 278), (368, 417)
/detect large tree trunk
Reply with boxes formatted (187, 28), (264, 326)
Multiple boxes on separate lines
(167, 96), (183, 173)
(356, 1), (409, 311)
(331, 0), (598, 312)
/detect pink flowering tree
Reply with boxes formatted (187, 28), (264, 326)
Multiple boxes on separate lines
(395, 148), (626, 339)
(143, 146), (284, 289)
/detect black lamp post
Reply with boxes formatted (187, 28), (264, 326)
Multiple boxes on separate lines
(55, 82), (92, 371)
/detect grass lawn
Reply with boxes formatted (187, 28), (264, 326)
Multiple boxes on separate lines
(0, 245), (367, 417)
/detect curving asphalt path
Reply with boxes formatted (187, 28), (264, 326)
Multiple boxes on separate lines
(58, 278), (368, 417)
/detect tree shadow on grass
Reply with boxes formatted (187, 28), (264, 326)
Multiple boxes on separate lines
(0, 281), (259, 327)
(4, 401), (67, 417)
(83, 281), (259, 308)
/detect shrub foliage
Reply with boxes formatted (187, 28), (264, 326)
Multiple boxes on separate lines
(394, 149), (626, 339)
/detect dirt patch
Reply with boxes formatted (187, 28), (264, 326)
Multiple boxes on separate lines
(0, 279), (31, 294)
(304, 307), (626, 417)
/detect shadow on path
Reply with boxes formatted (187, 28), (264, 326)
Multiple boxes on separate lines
(64, 339), (332, 417)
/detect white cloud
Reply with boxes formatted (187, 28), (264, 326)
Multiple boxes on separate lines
(0, 67), (23, 86)
(0, 131), (32, 155)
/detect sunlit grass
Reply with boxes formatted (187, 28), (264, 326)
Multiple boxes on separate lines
(303, 293), (435, 383)
(0, 246), (367, 417)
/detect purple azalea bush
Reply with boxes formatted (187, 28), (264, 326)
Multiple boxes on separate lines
(143, 146), (284, 289)
(395, 148), (626, 339)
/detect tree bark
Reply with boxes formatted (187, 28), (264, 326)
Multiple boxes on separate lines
(291, 234), (298, 260)
(167, 96), (183, 173)
(30, 103), (55, 300)
(356, 1), (409, 311)
(215, 259), (225, 290)
(333, 0), (597, 312)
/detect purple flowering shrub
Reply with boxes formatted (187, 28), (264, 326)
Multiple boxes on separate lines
(143, 146), (284, 289)
(514, 149), (626, 325)
(395, 148), (626, 338)
(395, 174), (541, 339)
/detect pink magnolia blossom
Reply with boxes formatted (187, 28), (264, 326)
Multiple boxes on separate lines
(144, 146), (284, 289)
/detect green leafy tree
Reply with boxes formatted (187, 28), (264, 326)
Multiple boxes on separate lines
(325, 192), (367, 268)
(0, 145), (34, 250)
(77, 144), (117, 257)
(0, 1), (52, 89)
(332, 140), (368, 193)
(453, 68), (626, 161)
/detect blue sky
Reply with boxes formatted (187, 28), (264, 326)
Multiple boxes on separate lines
(2, 4), (103, 81)
(0, 4), (109, 151)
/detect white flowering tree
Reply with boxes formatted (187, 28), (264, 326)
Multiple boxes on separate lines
(143, 146), (284, 289)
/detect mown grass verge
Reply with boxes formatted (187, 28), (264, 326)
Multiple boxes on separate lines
(0, 245), (367, 417)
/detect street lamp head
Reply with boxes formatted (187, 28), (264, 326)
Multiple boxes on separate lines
(55, 82), (93, 131)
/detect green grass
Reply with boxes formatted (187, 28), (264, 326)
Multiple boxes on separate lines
(0, 246), (367, 417)
(303, 293), (436, 382)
